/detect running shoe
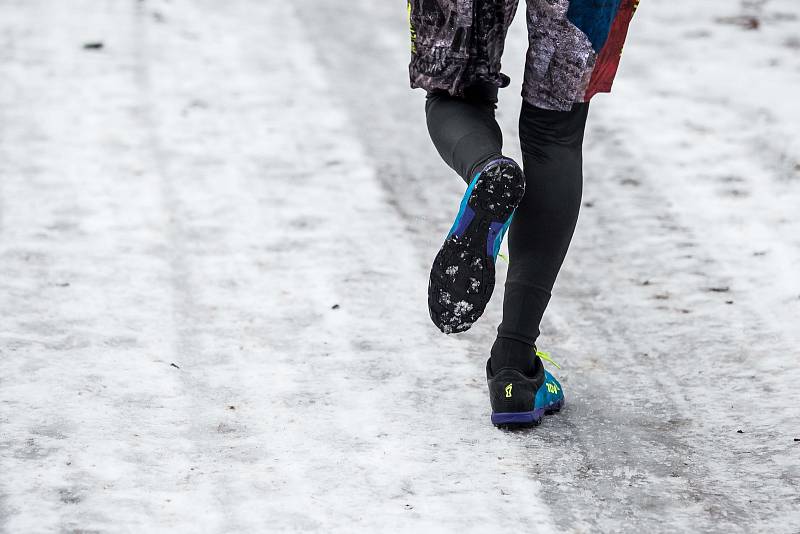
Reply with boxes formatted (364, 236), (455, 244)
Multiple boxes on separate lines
(428, 158), (525, 334)
(487, 349), (564, 427)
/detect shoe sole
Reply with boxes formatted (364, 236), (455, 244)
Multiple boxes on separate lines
(428, 159), (525, 334)
(491, 399), (565, 428)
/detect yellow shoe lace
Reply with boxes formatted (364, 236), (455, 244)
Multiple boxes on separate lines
(535, 349), (561, 369)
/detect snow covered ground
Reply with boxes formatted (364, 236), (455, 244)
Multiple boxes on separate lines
(1, 0), (798, 532)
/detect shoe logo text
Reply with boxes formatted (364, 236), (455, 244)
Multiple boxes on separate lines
(546, 382), (560, 395)
(505, 383), (513, 398)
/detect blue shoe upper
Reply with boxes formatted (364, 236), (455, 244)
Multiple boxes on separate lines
(447, 170), (480, 239)
(447, 160), (518, 260)
(534, 369), (564, 410)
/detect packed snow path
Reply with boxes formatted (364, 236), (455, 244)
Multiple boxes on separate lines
(1, 0), (799, 532)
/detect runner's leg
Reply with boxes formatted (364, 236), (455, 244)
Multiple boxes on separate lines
(424, 82), (504, 185)
(491, 101), (590, 374)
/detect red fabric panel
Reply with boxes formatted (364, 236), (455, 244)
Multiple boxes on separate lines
(584, 0), (639, 100)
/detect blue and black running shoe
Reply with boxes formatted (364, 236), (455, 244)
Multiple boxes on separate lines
(428, 158), (525, 334)
(487, 349), (564, 428)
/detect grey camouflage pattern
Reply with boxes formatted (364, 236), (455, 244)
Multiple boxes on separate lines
(408, 0), (519, 96)
(409, 0), (598, 111)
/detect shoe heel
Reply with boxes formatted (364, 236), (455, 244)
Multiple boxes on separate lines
(491, 410), (544, 427)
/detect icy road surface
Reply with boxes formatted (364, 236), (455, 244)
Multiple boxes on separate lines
(1, 0), (799, 532)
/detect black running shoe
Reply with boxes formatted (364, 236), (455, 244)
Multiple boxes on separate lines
(487, 349), (565, 428)
(428, 158), (525, 334)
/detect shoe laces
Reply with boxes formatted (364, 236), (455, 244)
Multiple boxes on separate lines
(535, 349), (561, 369)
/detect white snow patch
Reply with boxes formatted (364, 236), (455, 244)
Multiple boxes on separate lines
(453, 301), (474, 316)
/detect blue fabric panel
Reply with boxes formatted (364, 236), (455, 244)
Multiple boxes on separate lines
(566, 0), (623, 52)
(534, 370), (564, 410)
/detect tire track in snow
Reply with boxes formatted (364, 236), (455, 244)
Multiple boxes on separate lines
(129, 2), (250, 531)
(0, 1), (214, 531)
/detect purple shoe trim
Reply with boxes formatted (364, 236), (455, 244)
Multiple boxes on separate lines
(486, 221), (505, 257)
(491, 408), (545, 425)
(451, 205), (475, 238)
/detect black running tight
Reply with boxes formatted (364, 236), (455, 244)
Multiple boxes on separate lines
(425, 83), (589, 370)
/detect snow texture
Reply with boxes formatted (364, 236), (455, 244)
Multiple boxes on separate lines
(1, 0), (799, 532)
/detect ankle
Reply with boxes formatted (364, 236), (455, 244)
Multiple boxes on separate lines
(490, 337), (542, 376)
